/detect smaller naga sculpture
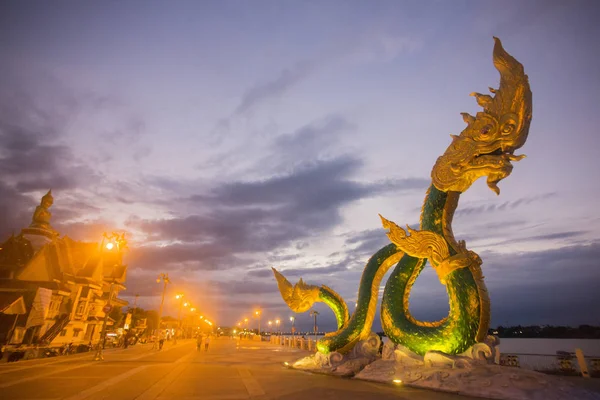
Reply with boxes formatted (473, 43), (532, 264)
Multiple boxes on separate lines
(273, 38), (532, 358)
(23, 190), (59, 238)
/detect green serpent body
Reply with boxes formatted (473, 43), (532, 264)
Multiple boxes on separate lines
(381, 186), (485, 355)
(315, 186), (486, 355)
(316, 245), (402, 354)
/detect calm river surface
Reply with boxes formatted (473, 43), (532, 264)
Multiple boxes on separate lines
(498, 338), (600, 356)
(279, 335), (600, 356)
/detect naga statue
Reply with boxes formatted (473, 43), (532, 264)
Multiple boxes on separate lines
(273, 37), (532, 358)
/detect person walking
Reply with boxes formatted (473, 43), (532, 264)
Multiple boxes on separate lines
(196, 335), (203, 351)
(158, 332), (165, 351)
(204, 335), (210, 351)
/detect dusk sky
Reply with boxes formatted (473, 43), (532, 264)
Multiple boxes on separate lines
(1, 1), (599, 332)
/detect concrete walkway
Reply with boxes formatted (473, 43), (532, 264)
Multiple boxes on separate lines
(0, 337), (597, 399)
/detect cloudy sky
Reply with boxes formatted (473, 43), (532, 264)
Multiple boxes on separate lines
(1, 0), (599, 332)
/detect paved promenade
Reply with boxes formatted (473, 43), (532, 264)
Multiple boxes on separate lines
(0, 338), (598, 400)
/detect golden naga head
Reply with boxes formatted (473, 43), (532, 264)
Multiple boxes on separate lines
(272, 268), (320, 313)
(432, 37), (532, 195)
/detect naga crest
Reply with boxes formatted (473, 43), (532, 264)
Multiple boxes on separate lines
(272, 268), (320, 313)
(432, 37), (532, 195)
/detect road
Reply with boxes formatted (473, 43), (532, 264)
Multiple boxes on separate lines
(0, 337), (580, 400)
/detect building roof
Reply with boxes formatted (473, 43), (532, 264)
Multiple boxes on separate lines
(0, 293), (27, 314)
(0, 279), (71, 292)
(0, 234), (34, 271)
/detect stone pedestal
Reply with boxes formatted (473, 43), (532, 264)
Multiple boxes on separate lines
(354, 339), (600, 400)
(21, 228), (58, 251)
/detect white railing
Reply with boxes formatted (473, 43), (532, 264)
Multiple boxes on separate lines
(269, 335), (318, 352)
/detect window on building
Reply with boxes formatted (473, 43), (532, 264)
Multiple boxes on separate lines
(60, 329), (67, 337)
(73, 329), (82, 338)
(76, 301), (86, 315)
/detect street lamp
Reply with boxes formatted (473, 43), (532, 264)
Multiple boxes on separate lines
(94, 281), (115, 361)
(290, 316), (295, 340)
(310, 310), (319, 342)
(255, 310), (261, 335)
(174, 294), (184, 344)
(94, 232), (126, 361)
(244, 318), (248, 331)
(156, 273), (171, 341)
(268, 321), (272, 334)
(275, 319), (280, 335)
(131, 293), (139, 330)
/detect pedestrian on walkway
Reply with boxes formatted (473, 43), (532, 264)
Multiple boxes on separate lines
(204, 335), (210, 351)
(158, 333), (165, 351)
(196, 335), (203, 351)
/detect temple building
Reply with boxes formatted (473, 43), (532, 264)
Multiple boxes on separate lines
(0, 190), (128, 348)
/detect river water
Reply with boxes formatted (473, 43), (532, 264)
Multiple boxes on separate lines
(277, 335), (600, 357)
(498, 338), (600, 356)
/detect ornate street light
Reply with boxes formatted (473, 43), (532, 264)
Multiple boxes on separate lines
(255, 310), (261, 335)
(155, 273), (171, 343)
(174, 294), (184, 344)
(310, 310), (320, 342)
(94, 232), (127, 361)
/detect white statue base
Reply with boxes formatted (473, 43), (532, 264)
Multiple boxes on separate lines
(354, 336), (600, 400)
(290, 333), (381, 377)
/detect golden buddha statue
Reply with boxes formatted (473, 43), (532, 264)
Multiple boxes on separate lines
(28, 190), (57, 234)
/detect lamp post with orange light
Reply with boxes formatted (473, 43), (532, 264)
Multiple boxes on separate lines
(156, 273), (171, 340)
(174, 294), (184, 344)
(255, 310), (261, 335)
(275, 319), (280, 335)
(94, 233), (126, 361)
(310, 310), (319, 342)
(290, 316), (296, 341)
(189, 307), (197, 338)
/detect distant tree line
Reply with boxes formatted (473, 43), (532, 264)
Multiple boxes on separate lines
(488, 325), (600, 339)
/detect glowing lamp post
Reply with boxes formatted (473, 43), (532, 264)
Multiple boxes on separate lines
(255, 310), (261, 335)
(268, 321), (272, 334)
(156, 273), (171, 341)
(290, 316), (296, 340)
(94, 233), (126, 361)
(275, 319), (280, 335)
(310, 310), (319, 342)
(174, 294), (184, 344)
